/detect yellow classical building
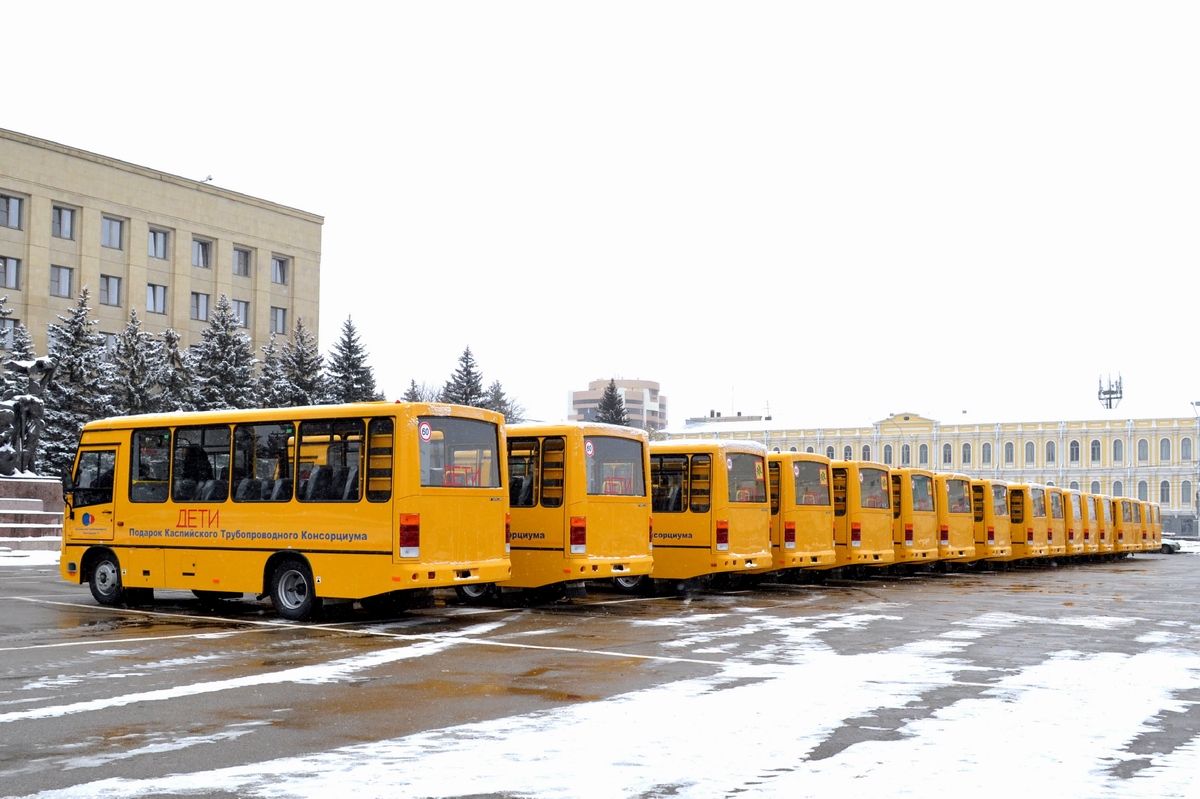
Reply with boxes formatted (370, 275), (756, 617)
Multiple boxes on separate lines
(0, 128), (322, 356)
(670, 411), (1200, 534)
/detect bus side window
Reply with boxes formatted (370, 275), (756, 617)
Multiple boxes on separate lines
(651, 454), (687, 513)
(1010, 491), (1025, 525)
(130, 428), (170, 503)
(971, 485), (984, 522)
(298, 418), (364, 502)
(507, 437), (539, 508)
(891, 475), (902, 519)
(768, 462), (780, 515)
(367, 418), (392, 502)
(540, 437), (565, 508)
(689, 454), (711, 514)
(832, 468), (848, 517)
(231, 423), (291, 503)
(74, 450), (117, 507)
(172, 425), (230, 503)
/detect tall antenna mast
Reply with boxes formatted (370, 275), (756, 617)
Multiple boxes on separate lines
(1098, 374), (1123, 409)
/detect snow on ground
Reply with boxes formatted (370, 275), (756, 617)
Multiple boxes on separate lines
(0, 548), (59, 567)
(17, 606), (1200, 799)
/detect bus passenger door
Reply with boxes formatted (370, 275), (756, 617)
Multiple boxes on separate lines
(69, 446), (118, 541)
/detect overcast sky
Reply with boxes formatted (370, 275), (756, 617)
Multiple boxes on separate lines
(7, 2), (1198, 428)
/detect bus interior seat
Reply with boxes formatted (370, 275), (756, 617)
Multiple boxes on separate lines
(270, 478), (292, 501)
(305, 467), (331, 500)
(341, 466), (359, 500)
(235, 478), (262, 501)
(517, 475), (534, 506)
(666, 485), (682, 512)
(173, 479), (197, 502)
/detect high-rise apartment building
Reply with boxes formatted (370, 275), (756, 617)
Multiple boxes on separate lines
(569, 379), (667, 430)
(0, 128), (322, 356)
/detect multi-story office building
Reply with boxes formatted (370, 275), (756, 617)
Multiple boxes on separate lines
(670, 411), (1200, 534)
(0, 128), (322, 356)
(568, 379), (668, 431)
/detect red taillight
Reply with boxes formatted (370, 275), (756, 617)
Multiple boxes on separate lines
(505, 513), (511, 553)
(648, 517), (653, 550)
(987, 526), (995, 544)
(400, 513), (420, 558)
(905, 524), (915, 546)
(784, 522), (796, 548)
(1047, 530), (1053, 543)
(937, 524), (947, 546)
(570, 516), (586, 554)
(1027, 528), (1034, 544)
(850, 522), (861, 546)
(716, 520), (729, 550)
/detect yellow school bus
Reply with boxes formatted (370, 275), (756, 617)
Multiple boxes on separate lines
(935, 473), (976, 562)
(60, 402), (511, 620)
(812, 460), (894, 570)
(1133, 499), (1150, 552)
(1001, 483), (1049, 561)
(1150, 502), (1163, 551)
(499, 423), (652, 598)
(1045, 486), (1067, 558)
(969, 478), (1011, 560)
(1112, 497), (1134, 553)
(1091, 494), (1114, 555)
(758, 451), (836, 572)
(1063, 489), (1089, 556)
(637, 440), (771, 589)
(889, 468), (939, 565)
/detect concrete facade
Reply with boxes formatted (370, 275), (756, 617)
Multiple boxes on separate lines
(569, 379), (668, 431)
(0, 128), (322, 356)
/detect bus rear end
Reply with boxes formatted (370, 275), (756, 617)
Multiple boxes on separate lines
(1002, 483), (1049, 561)
(970, 478), (1011, 560)
(935, 473), (976, 562)
(890, 468), (939, 565)
(1064, 489), (1089, 556)
(761, 452), (836, 571)
(821, 461), (894, 570)
(1045, 487), (1067, 558)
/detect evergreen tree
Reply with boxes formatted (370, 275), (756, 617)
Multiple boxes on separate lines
(325, 316), (382, 403)
(153, 328), (201, 412)
(41, 290), (118, 476)
(596, 379), (630, 426)
(192, 294), (258, 410)
(110, 310), (165, 416)
(281, 317), (326, 405)
(1, 322), (36, 400)
(256, 333), (295, 408)
(440, 346), (486, 407)
(483, 379), (525, 421)
(401, 379), (439, 402)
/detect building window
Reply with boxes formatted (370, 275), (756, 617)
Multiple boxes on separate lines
(1138, 481), (1148, 502)
(962, 443), (971, 465)
(0, 257), (19, 290)
(1069, 440), (1080, 463)
(902, 443), (911, 466)
(1045, 441), (1056, 464)
(1161, 481), (1171, 504)
(918, 444), (928, 466)
(192, 238), (212, 268)
(1091, 480), (1101, 494)
(840, 445), (850, 460)
(52, 206), (74, 239)
(1183, 480), (1192, 507)
(233, 248), (251, 277)
(1137, 438), (1149, 462)
(0, 318), (17, 349)
(270, 306), (287, 334)
(1160, 438), (1171, 463)
(1113, 480), (1123, 497)
(149, 229), (169, 259)
(1070, 481), (1079, 490)
(1113, 439), (1124, 462)
(1025, 441), (1035, 465)
(1004, 442), (1014, 464)
(147, 284), (167, 314)
(883, 444), (893, 465)
(1091, 439), (1101, 463)
(805, 446), (814, 454)
(943, 443), (952, 465)
(50, 266), (72, 298)
(190, 292), (209, 321)
(982, 442), (992, 464)
(99, 275), (121, 306)
(232, 300), (249, 328)
(0, 194), (22, 229)
(1183, 438), (1193, 462)
(102, 332), (117, 358)
(861, 445), (871, 461)
(102, 217), (124, 249)
(271, 256), (288, 284)
(825, 445), (835, 459)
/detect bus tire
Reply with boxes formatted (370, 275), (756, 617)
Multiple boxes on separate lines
(270, 558), (321, 621)
(88, 552), (125, 606)
(612, 575), (649, 594)
(455, 583), (497, 604)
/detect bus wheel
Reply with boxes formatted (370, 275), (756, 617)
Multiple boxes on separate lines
(454, 583), (496, 604)
(89, 552), (125, 606)
(270, 559), (322, 621)
(612, 575), (649, 594)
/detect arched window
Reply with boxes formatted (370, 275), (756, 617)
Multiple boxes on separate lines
(826, 446), (835, 459)
(1138, 481), (1148, 501)
(1045, 441), (1056, 464)
(843, 445), (852, 460)
(1090, 439), (1101, 463)
(942, 443), (953, 465)
(982, 442), (992, 464)
(1114, 480), (1124, 497)
(772, 447), (781, 453)
(1070, 481), (1079, 490)
(862, 445), (871, 461)
(1069, 440), (1080, 462)
(1160, 438), (1171, 463)
(1025, 441), (1035, 465)
(1161, 481), (1171, 503)
(1004, 442), (1014, 464)
(1184, 480), (1192, 507)
(789, 446), (797, 452)
(919, 444), (929, 465)
(883, 444), (893, 465)
(1137, 438), (1149, 462)
(1090, 480), (1101, 494)
(962, 442), (972, 464)
(902, 444), (911, 466)
(1113, 439), (1124, 462)
(1183, 438), (1193, 462)
(806, 446), (814, 453)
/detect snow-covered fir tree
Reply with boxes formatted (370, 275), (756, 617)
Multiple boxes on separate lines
(153, 328), (201, 412)
(325, 317), (382, 403)
(440, 346), (486, 407)
(1, 322), (36, 400)
(256, 333), (295, 409)
(401, 379), (439, 402)
(281, 317), (326, 406)
(483, 379), (525, 421)
(596, 379), (630, 426)
(41, 290), (118, 476)
(192, 294), (258, 410)
(110, 310), (165, 416)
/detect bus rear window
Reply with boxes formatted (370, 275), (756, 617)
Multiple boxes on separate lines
(992, 485), (1008, 516)
(860, 468), (890, 509)
(585, 436), (646, 496)
(911, 474), (934, 511)
(420, 417), (500, 488)
(727, 452), (765, 503)
(946, 479), (971, 514)
(793, 461), (830, 506)
(1030, 488), (1046, 518)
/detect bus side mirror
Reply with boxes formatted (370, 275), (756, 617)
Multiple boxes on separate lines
(61, 469), (75, 502)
